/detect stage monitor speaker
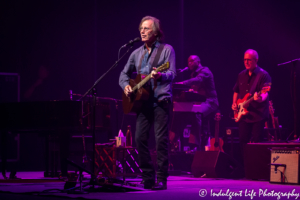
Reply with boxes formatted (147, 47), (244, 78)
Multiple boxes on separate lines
(270, 148), (300, 184)
(191, 151), (243, 179)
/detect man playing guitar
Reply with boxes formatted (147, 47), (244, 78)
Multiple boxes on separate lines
(231, 49), (271, 167)
(119, 16), (176, 190)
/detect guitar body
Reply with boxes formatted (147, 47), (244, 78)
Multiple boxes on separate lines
(234, 93), (250, 122)
(122, 74), (150, 114)
(209, 138), (224, 152)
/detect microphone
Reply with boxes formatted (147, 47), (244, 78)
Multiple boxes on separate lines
(177, 67), (189, 73)
(121, 37), (140, 48)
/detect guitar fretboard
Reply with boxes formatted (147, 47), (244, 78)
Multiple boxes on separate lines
(215, 120), (219, 141)
(132, 74), (152, 92)
(131, 62), (169, 92)
(243, 90), (262, 107)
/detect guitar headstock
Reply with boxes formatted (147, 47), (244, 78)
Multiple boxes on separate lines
(156, 62), (170, 72)
(269, 100), (275, 115)
(261, 82), (271, 94)
(214, 112), (222, 121)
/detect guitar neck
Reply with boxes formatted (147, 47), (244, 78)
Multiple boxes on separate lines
(131, 62), (169, 92)
(214, 121), (219, 141)
(243, 90), (262, 106)
(132, 74), (151, 92)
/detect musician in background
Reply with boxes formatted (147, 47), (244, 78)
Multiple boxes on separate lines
(175, 55), (219, 149)
(119, 16), (176, 190)
(232, 49), (271, 166)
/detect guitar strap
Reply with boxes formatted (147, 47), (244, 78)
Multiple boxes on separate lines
(151, 43), (165, 70)
(137, 43), (165, 74)
(151, 44), (165, 92)
(249, 69), (261, 95)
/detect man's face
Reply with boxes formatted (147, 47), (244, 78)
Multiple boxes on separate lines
(188, 56), (199, 71)
(244, 52), (257, 71)
(140, 20), (156, 44)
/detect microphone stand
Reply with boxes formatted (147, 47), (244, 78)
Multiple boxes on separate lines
(278, 58), (300, 142)
(77, 44), (135, 189)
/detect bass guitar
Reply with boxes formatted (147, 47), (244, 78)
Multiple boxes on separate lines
(234, 84), (271, 122)
(122, 62), (170, 114)
(209, 112), (224, 152)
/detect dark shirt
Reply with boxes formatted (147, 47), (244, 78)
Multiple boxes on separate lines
(181, 66), (219, 106)
(119, 41), (176, 101)
(233, 66), (272, 123)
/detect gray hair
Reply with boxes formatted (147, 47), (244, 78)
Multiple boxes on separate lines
(139, 16), (164, 42)
(245, 49), (259, 60)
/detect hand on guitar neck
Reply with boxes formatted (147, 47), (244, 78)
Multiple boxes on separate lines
(150, 67), (162, 80)
(253, 91), (268, 102)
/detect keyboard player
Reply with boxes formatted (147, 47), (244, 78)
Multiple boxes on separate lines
(174, 55), (219, 149)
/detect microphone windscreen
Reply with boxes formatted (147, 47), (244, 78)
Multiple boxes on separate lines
(134, 37), (140, 42)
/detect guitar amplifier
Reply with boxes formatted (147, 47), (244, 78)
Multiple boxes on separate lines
(270, 148), (300, 184)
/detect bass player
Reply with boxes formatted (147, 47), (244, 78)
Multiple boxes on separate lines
(232, 49), (271, 167)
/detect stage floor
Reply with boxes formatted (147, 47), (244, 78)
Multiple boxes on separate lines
(0, 172), (300, 200)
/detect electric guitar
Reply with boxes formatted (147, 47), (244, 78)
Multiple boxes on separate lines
(122, 62), (170, 114)
(234, 83), (271, 122)
(209, 112), (224, 152)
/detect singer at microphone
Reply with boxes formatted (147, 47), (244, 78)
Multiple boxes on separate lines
(119, 16), (176, 190)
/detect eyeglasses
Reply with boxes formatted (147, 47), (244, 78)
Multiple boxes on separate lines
(139, 27), (152, 32)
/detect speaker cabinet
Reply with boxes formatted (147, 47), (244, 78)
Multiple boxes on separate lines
(191, 151), (243, 179)
(270, 148), (300, 184)
(244, 143), (300, 180)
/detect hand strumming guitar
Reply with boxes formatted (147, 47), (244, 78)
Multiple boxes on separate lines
(124, 85), (133, 97)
